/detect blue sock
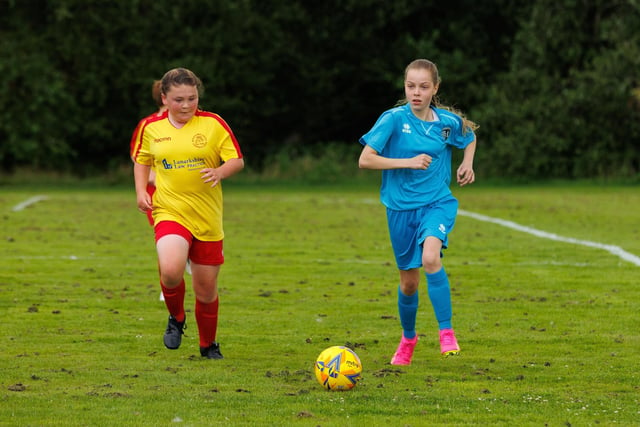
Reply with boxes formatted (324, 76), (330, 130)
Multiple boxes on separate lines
(398, 287), (418, 339)
(426, 267), (452, 330)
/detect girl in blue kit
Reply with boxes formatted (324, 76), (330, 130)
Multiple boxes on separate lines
(359, 59), (478, 365)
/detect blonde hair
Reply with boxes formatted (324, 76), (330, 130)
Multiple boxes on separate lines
(403, 59), (479, 133)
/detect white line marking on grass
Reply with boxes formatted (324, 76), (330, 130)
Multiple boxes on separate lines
(459, 209), (640, 267)
(7, 255), (83, 260)
(315, 259), (388, 265)
(455, 260), (591, 267)
(12, 195), (48, 212)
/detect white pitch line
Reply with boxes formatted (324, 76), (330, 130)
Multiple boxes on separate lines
(458, 209), (640, 267)
(11, 195), (48, 212)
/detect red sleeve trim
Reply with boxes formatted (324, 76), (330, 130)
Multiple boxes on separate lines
(197, 110), (243, 158)
(131, 111), (168, 162)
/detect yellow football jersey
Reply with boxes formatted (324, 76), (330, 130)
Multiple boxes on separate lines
(132, 110), (242, 241)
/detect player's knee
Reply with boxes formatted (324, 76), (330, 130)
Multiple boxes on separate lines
(160, 269), (183, 287)
(422, 254), (441, 273)
(399, 280), (419, 295)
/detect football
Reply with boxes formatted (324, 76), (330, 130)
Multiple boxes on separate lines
(314, 346), (362, 391)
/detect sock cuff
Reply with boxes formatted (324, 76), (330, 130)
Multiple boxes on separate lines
(161, 279), (185, 293)
(426, 267), (447, 283)
(398, 286), (418, 305)
(196, 297), (219, 314)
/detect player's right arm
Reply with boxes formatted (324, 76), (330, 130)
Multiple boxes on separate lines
(358, 145), (432, 170)
(134, 162), (153, 212)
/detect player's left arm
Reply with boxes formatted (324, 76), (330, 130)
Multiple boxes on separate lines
(456, 139), (476, 186)
(201, 157), (245, 187)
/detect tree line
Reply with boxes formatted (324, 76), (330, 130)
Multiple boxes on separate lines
(1, 0), (638, 180)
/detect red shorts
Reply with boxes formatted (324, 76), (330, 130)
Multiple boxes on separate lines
(154, 221), (224, 266)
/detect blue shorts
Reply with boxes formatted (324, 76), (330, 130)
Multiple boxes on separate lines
(386, 195), (458, 270)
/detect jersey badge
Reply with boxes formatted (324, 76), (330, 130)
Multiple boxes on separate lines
(192, 133), (207, 148)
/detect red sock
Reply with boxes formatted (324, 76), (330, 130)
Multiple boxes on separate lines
(195, 297), (219, 348)
(161, 280), (185, 323)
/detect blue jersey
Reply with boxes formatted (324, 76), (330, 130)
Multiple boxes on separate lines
(360, 104), (475, 211)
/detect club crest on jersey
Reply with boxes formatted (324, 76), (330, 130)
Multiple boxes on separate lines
(441, 127), (451, 141)
(192, 133), (207, 148)
(402, 123), (412, 134)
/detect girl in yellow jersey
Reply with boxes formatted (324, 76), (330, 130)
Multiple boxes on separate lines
(132, 68), (244, 359)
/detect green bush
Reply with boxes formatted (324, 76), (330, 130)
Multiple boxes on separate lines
(0, 1), (638, 180)
(474, 0), (640, 180)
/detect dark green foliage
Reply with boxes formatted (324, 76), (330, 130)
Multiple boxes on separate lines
(474, 0), (640, 179)
(0, 0), (638, 179)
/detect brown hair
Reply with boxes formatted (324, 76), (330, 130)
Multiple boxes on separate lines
(151, 80), (163, 107)
(403, 59), (478, 133)
(160, 68), (203, 96)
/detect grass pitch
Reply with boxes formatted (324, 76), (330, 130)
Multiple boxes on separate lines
(1, 183), (639, 426)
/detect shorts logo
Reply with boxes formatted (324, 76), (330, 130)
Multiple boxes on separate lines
(192, 133), (207, 148)
(441, 127), (451, 141)
(402, 123), (412, 134)
(439, 224), (446, 234)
